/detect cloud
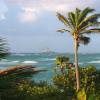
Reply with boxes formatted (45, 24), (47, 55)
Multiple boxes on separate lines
(1, 0), (100, 53)
(17, 7), (39, 23)
(4, 0), (96, 11)
(0, 0), (8, 21)
(0, 13), (6, 21)
(3, 0), (100, 23)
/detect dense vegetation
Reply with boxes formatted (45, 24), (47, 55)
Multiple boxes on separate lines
(53, 65), (100, 100)
(0, 59), (100, 100)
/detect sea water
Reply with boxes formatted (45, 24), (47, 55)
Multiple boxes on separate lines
(0, 52), (100, 82)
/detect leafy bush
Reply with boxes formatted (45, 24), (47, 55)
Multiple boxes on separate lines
(53, 65), (100, 100)
(0, 64), (100, 100)
(17, 81), (65, 100)
(0, 79), (67, 100)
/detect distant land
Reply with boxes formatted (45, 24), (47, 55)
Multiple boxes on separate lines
(10, 52), (100, 55)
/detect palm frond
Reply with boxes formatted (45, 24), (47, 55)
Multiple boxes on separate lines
(78, 36), (90, 45)
(78, 14), (100, 30)
(0, 37), (9, 60)
(79, 22), (100, 33)
(57, 13), (70, 27)
(75, 8), (81, 26)
(57, 29), (70, 33)
(68, 12), (76, 28)
(0, 66), (46, 77)
(80, 28), (100, 34)
(78, 7), (95, 24)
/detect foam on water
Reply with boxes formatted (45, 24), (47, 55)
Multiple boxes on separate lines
(12, 53), (25, 56)
(95, 57), (100, 60)
(49, 58), (56, 61)
(87, 60), (100, 64)
(0, 60), (19, 65)
(1, 59), (8, 61)
(78, 62), (83, 65)
(22, 61), (38, 64)
(39, 58), (56, 61)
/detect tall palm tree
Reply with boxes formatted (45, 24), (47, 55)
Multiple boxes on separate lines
(57, 7), (100, 91)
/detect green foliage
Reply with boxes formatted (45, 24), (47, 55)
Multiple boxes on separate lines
(0, 37), (9, 60)
(56, 56), (69, 66)
(79, 65), (97, 94)
(0, 61), (99, 100)
(77, 88), (86, 100)
(53, 65), (100, 100)
(53, 69), (75, 89)
(55, 56), (70, 75)
(17, 82), (64, 100)
(0, 78), (66, 100)
(88, 94), (95, 100)
(0, 64), (100, 100)
(0, 65), (47, 100)
(0, 66), (66, 100)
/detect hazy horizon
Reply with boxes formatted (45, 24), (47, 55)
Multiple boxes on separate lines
(10, 51), (100, 54)
(0, 0), (100, 53)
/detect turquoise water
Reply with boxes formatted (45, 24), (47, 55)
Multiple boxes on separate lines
(0, 53), (100, 82)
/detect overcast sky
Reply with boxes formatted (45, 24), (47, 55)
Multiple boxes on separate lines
(0, 0), (100, 53)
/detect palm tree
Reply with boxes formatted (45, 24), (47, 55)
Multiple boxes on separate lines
(0, 37), (9, 60)
(57, 7), (100, 91)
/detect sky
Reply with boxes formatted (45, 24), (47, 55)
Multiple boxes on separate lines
(0, 0), (100, 53)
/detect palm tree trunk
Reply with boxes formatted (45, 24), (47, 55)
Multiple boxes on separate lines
(74, 38), (80, 91)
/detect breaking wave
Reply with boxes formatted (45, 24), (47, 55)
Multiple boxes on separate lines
(39, 58), (56, 61)
(0, 60), (19, 65)
(22, 61), (38, 64)
(87, 60), (100, 64)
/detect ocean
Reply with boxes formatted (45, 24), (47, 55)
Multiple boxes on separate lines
(0, 52), (100, 82)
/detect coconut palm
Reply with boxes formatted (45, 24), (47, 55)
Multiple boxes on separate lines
(57, 7), (100, 91)
(0, 37), (9, 60)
